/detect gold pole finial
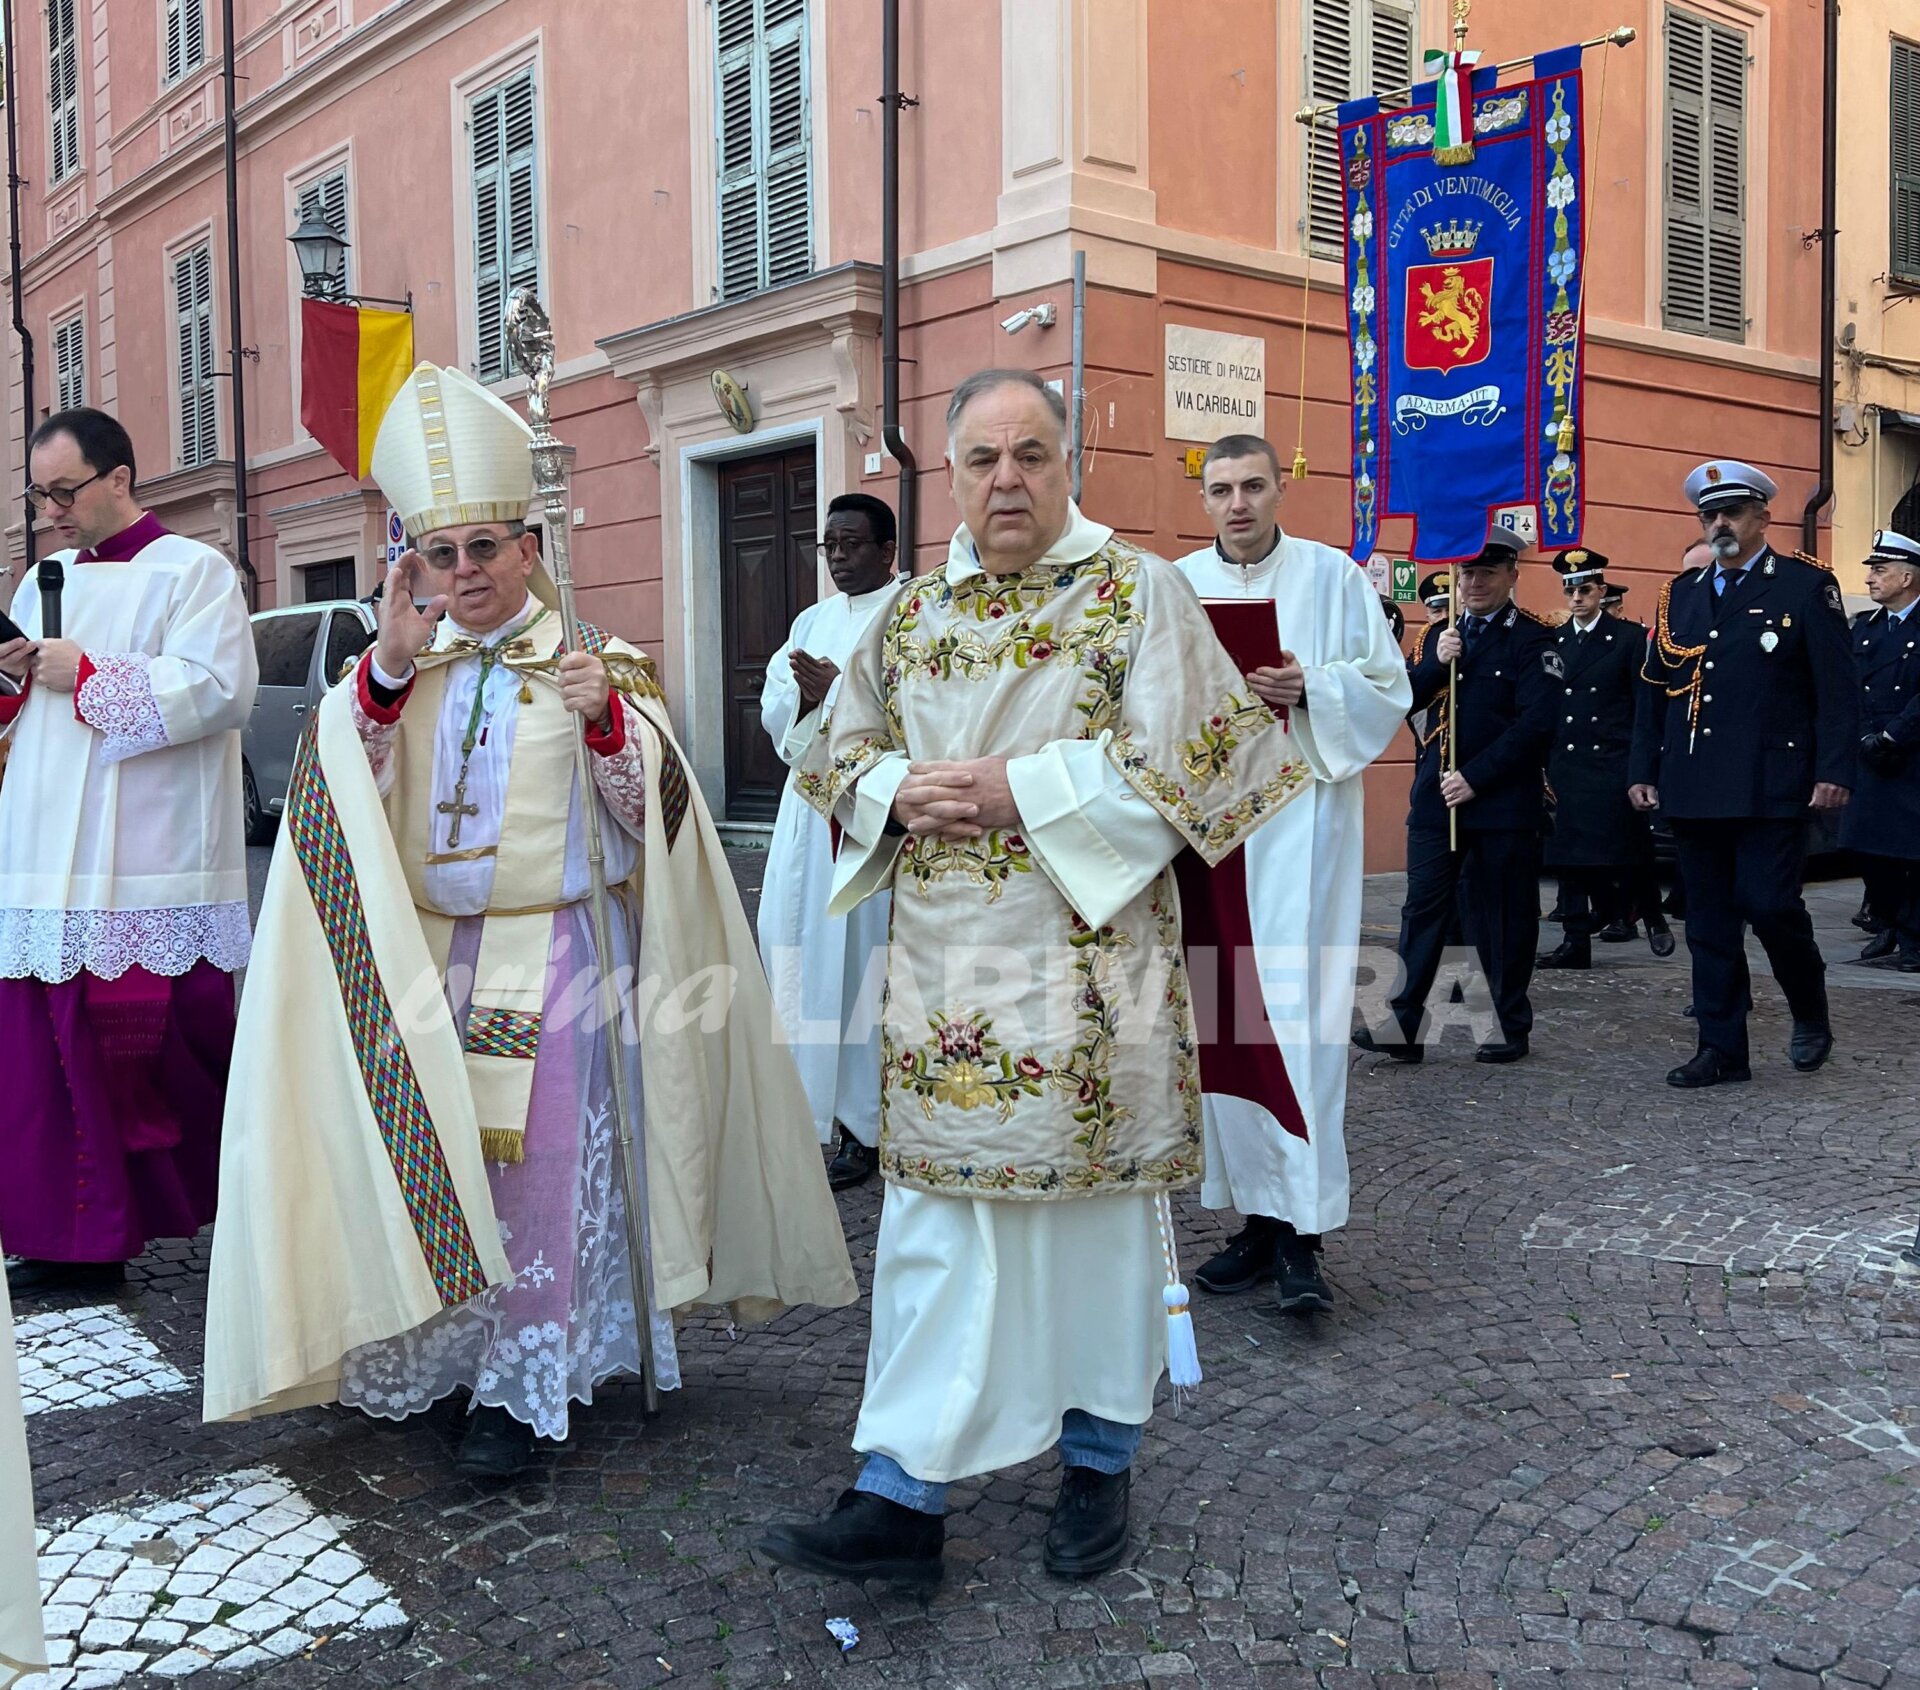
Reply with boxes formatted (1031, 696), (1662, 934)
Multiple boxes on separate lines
(1453, 0), (1471, 51)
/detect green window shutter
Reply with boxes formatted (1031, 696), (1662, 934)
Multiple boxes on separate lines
(1664, 7), (1745, 342)
(471, 67), (539, 382)
(1894, 40), (1920, 284)
(715, 0), (813, 300)
(47, 0), (79, 183)
(165, 0), (206, 86)
(175, 245), (217, 468)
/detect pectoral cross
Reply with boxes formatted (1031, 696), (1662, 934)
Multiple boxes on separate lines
(437, 766), (480, 848)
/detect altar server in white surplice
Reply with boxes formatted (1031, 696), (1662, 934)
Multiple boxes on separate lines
(757, 493), (899, 1190)
(1174, 434), (1410, 1317)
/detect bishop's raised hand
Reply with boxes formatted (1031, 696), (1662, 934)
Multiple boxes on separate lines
(374, 552), (449, 678)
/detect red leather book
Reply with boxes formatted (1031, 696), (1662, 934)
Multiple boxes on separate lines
(1200, 598), (1286, 726)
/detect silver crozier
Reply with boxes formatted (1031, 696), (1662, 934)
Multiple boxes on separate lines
(505, 288), (661, 1415)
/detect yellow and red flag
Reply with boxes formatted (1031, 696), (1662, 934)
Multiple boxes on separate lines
(300, 299), (414, 480)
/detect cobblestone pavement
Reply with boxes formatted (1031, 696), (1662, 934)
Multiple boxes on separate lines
(13, 849), (1919, 1689)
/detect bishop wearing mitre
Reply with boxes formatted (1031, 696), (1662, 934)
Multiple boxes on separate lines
(205, 364), (855, 1479)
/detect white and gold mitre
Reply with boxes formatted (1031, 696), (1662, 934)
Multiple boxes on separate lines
(371, 362), (534, 540)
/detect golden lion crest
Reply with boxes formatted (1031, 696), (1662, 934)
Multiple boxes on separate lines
(1416, 265), (1487, 359)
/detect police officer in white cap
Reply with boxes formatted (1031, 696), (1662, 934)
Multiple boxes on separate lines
(1629, 461), (1858, 1087)
(1840, 530), (1920, 969)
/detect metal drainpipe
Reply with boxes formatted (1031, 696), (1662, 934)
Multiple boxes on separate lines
(1800, 0), (1838, 555)
(5, 0), (36, 580)
(880, 0), (917, 575)
(221, 0), (257, 607)
(1070, 249), (1086, 502)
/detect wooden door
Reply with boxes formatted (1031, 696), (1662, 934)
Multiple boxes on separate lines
(719, 448), (817, 820)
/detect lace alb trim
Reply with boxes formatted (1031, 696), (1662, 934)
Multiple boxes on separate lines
(76, 650), (170, 766)
(589, 720), (649, 834)
(349, 671), (401, 790)
(0, 902), (252, 982)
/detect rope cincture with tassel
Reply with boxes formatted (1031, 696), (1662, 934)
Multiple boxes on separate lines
(1155, 1191), (1202, 1407)
(1292, 113), (1315, 483)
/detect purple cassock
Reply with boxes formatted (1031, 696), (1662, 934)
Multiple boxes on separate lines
(0, 512), (252, 1267)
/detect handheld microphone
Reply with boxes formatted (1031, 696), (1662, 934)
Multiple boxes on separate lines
(37, 557), (64, 639)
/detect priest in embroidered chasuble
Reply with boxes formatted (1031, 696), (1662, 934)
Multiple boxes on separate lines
(204, 364), (855, 1480)
(0, 408), (258, 1299)
(759, 370), (1311, 1583)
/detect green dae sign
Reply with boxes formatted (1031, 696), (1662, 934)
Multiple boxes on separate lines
(1391, 561), (1418, 603)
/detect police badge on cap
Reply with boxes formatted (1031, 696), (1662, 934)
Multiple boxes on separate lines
(1552, 545), (1610, 587)
(1683, 459), (1779, 513)
(1867, 529), (1920, 567)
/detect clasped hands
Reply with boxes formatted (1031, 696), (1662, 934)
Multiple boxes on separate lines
(891, 756), (1018, 841)
(0, 636), (81, 692)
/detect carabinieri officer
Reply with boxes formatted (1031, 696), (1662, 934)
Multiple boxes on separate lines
(1629, 460), (1857, 1088)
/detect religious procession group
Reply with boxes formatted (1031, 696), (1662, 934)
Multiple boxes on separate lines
(1, 351), (1914, 1670)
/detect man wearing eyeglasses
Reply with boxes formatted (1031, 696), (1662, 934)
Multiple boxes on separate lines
(205, 364), (853, 1480)
(0, 408), (258, 1297)
(758, 493), (901, 1190)
(1839, 530), (1920, 970)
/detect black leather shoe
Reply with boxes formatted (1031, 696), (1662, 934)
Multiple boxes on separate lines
(1646, 920), (1676, 958)
(1194, 1217), (1280, 1295)
(454, 1406), (538, 1480)
(1667, 1049), (1751, 1089)
(1788, 1021), (1833, 1073)
(5, 1259), (126, 1297)
(1272, 1235), (1333, 1315)
(1536, 939), (1591, 969)
(1351, 1025), (1423, 1063)
(759, 1488), (944, 1584)
(1044, 1467), (1130, 1579)
(1475, 1036), (1529, 1064)
(1598, 919), (1637, 943)
(1852, 901), (1881, 933)
(827, 1130), (879, 1190)
(1902, 956), (1920, 973)
(1859, 929), (1899, 963)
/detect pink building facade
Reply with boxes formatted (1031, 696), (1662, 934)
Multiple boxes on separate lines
(2, 0), (1830, 863)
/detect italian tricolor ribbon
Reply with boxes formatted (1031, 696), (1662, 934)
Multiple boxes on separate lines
(1423, 48), (1482, 165)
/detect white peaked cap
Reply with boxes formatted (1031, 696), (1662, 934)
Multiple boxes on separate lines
(1869, 529), (1920, 565)
(371, 362), (535, 541)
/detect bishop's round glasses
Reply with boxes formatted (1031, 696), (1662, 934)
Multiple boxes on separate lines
(419, 533), (515, 570)
(25, 469), (106, 510)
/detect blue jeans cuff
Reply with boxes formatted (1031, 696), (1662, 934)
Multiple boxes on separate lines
(855, 1454), (948, 1515)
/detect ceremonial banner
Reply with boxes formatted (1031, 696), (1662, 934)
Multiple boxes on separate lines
(1341, 46), (1586, 564)
(300, 300), (415, 481)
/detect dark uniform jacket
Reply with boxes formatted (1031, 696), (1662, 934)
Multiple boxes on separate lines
(1629, 548), (1857, 820)
(1838, 604), (1920, 860)
(1544, 615), (1653, 867)
(1406, 601), (1557, 834)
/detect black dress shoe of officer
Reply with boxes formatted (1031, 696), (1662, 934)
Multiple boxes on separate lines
(1044, 1467), (1131, 1579)
(1667, 1049), (1751, 1089)
(1788, 1021), (1834, 1073)
(827, 1130), (880, 1190)
(1193, 1217), (1281, 1295)
(1474, 1036), (1529, 1065)
(5, 1259), (126, 1297)
(1598, 918), (1637, 943)
(1646, 919), (1676, 958)
(1272, 1234), (1334, 1315)
(1859, 929), (1899, 963)
(759, 1490), (944, 1584)
(454, 1406), (538, 1481)
(1536, 939), (1591, 969)
(1351, 1025), (1422, 1063)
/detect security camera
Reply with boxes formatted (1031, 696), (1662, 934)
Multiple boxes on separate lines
(999, 304), (1057, 334)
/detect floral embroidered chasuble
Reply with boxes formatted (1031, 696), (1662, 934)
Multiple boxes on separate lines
(802, 512), (1311, 1200)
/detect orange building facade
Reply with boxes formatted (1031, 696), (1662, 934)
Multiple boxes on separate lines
(2, 0), (1828, 863)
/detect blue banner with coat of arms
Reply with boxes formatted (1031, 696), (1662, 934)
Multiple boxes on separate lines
(1340, 45), (1586, 565)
